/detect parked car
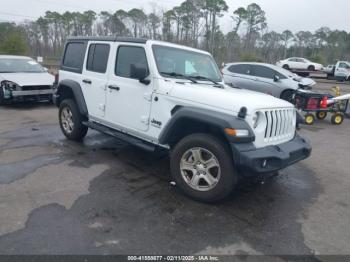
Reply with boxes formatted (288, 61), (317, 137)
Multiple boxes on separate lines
(333, 61), (350, 81)
(276, 57), (323, 71)
(54, 37), (311, 202)
(222, 62), (316, 102)
(0, 55), (55, 105)
(322, 64), (335, 78)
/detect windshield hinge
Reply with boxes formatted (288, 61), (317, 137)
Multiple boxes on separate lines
(143, 92), (152, 101)
(141, 116), (149, 125)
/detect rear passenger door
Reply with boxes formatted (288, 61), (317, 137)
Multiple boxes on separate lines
(224, 64), (256, 90)
(81, 42), (111, 118)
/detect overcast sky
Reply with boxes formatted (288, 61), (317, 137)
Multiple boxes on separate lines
(1, 0), (349, 33)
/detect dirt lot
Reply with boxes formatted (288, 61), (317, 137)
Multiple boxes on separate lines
(0, 81), (349, 256)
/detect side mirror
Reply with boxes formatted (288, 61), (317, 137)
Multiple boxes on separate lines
(273, 75), (280, 82)
(43, 67), (49, 72)
(130, 64), (150, 85)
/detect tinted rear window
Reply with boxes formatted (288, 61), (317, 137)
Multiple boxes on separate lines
(62, 42), (87, 73)
(86, 44), (110, 73)
(228, 64), (251, 75)
(251, 65), (287, 79)
(251, 65), (275, 79)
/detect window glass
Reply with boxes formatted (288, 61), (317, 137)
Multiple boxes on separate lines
(153, 45), (222, 82)
(86, 44), (110, 73)
(251, 65), (276, 79)
(63, 42), (86, 69)
(339, 62), (350, 69)
(228, 64), (251, 75)
(116, 46), (149, 79)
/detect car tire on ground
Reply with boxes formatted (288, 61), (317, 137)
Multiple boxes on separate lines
(304, 113), (315, 125)
(59, 99), (88, 141)
(280, 90), (295, 103)
(283, 64), (290, 70)
(316, 111), (327, 120)
(308, 65), (316, 71)
(331, 113), (344, 125)
(170, 133), (237, 203)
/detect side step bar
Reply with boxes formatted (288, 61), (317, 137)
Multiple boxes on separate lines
(83, 121), (156, 152)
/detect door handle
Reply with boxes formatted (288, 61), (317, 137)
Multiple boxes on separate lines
(108, 85), (120, 91)
(83, 79), (92, 84)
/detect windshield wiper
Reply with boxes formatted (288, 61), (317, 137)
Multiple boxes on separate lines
(190, 75), (220, 85)
(160, 72), (198, 83)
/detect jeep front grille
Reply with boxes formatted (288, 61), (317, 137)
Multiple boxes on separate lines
(263, 108), (296, 143)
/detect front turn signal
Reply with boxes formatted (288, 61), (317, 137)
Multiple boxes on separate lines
(224, 128), (249, 137)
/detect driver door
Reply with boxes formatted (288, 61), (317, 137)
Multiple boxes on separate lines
(105, 44), (153, 132)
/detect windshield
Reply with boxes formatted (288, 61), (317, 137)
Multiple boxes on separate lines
(152, 45), (222, 83)
(0, 58), (45, 73)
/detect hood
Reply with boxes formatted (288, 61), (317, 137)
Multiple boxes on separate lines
(0, 72), (55, 86)
(169, 82), (293, 115)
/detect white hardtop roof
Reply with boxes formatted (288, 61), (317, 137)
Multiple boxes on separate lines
(147, 40), (211, 56)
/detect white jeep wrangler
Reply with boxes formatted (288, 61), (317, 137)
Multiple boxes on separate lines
(54, 37), (311, 202)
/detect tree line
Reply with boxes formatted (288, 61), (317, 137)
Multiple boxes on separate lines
(1, 0), (350, 66)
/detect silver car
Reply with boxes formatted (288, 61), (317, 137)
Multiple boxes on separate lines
(222, 62), (316, 101)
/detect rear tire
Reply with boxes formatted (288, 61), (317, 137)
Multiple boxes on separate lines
(308, 65), (316, 71)
(316, 111), (327, 120)
(170, 133), (237, 203)
(59, 99), (88, 141)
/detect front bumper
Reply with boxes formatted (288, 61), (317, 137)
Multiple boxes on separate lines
(11, 89), (54, 97)
(231, 134), (311, 174)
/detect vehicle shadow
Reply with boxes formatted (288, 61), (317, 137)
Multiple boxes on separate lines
(0, 130), (322, 256)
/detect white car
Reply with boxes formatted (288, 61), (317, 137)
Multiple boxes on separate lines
(0, 55), (55, 105)
(276, 57), (323, 71)
(54, 37), (311, 202)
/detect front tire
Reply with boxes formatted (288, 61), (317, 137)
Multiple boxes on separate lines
(170, 134), (237, 203)
(304, 113), (315, 125)
(280, 90), (294, 103)
(331, 113), (344, 125)
(283, 64), (290, 70)
(59, 99), (88, 141)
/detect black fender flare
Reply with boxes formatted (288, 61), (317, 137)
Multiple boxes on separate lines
(158, 106), (255, 144)
(55, 79), (88, 116)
